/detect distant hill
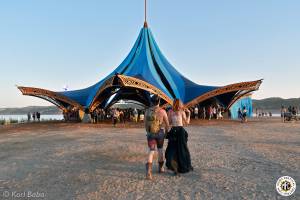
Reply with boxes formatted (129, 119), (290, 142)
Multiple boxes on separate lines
(253, 97), (300, 111)
(0, 106), (61, 115)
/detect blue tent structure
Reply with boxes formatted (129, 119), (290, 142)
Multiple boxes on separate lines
(18, 21), (262, 113)
(230, 96), (253, 119)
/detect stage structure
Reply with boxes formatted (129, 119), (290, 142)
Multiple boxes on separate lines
(18, 1), (262, 113)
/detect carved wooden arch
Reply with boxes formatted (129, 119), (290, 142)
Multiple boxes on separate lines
(118, 75), (173, 104)
(17, 86), (85, 111)
(89, 76), (116, 112)
(89, 74), (173, 111)
(227, 90), (255, 109)
(184, 79), (262, 108)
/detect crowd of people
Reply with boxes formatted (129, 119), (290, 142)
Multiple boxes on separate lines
(63, 108), (80, 122)
(27, 112), (41, 122)
(92, 108), (145, 125)
(281, 105), (299, 116)
(105, 105), (225, 126)
(184, 105), (225, 120)
(280, 105), (299, 122)
(62, 104), (227, 125)
(255, 108), (273, 117)
(77, 107), (146, 125)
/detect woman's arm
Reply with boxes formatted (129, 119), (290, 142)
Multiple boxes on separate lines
(182, 109), (191, 125)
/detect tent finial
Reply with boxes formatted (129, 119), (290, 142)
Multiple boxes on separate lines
(144, 0), (148, 27)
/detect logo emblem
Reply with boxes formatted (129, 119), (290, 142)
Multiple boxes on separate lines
(276, 176), (296, 196)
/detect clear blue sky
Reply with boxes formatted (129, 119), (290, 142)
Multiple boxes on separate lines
(1, 0), (299, 108)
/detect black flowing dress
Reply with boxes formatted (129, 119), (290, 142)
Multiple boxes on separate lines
(165, 126), (193, 173)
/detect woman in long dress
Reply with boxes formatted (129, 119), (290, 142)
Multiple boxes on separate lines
(165, 99), (193, 174)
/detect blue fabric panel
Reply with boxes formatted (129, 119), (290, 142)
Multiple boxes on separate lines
(147, 29), (182, 98)
(147, 28), (217, 103)
(183, 80), (218, 104)
(230, 97), (253, 119)
(119, 28), (174, 99)
(58, 86), (94, 107)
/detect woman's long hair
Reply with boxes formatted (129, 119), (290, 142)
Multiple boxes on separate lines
(173, 98), (183, 112)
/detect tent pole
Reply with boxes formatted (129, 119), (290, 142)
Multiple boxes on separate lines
(144, 0), (148, 27)
(145, 0), (147, 23)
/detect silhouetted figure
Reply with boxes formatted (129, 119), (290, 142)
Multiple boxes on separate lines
(32, 113), (36, 121)
(27, 112), (31, 122)
(202, 107), (206, 119)
(242, 106), (247, 122)
(238, 108), (243, 122)
(36, 112), (41, 122)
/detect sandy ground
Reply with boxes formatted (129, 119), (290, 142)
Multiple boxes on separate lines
(0, 119), (299, 200)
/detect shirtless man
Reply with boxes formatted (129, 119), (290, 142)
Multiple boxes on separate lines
(144, 95), (169, 180)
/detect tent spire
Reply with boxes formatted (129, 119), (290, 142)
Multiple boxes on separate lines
(144, 0), (148, 27)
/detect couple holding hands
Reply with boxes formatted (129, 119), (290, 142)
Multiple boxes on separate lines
(145, 96), (193, 180)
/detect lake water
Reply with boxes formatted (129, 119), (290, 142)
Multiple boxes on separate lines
(0, 114), (63, 122)
(253, 113), (280, 117)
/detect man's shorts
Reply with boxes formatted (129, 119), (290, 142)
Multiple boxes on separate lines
(147, 129), (165, 151)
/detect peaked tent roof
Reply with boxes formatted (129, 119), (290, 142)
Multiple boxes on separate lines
(18, 24), (262, 111)
(58, 26), (219, 107)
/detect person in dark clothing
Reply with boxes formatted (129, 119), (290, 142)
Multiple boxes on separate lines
(27, 112), (31, 122)
(242, 106), (247, 122)
(238, 108), (243, 122)
(165, 99), (193, 175)
(36, 112), (41, 122)
(32, 113), (36, 121)
(119, 110), (125, 124)
(292, 107), (297, 115)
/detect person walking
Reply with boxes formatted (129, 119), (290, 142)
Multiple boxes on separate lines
(209, 106), (213, 120)
(144, 95), (169, 180)
(32, 112), (36, 121)
(202, 107), (206, 120)
(119, 110), (125, 124)
(238, 108), (243, 122)
(27, 112), (31, 122)
(165, 99), (193, 175)
(112, 109), (119, 127)
(242, 106), (247, 122)
(133, 108), (138, 123)
(36, 112), (41, 122)
(194, 106), (198, 119)
(213, 107), (217, 119)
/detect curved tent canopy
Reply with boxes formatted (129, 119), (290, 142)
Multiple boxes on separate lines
(18, 24), (262, 112)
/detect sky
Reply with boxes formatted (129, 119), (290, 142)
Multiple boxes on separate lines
(0, 0), (299, 108)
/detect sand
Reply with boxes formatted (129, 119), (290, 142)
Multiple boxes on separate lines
(0, 119), (299, 200)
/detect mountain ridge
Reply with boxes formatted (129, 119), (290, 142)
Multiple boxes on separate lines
(0, 106), (61, 115)
(253, 97), (300, 110)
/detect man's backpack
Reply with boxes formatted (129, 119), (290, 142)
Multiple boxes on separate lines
(146, 108), (161, 134)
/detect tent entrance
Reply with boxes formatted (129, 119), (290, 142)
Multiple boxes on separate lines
(89, 75), (171, 111)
